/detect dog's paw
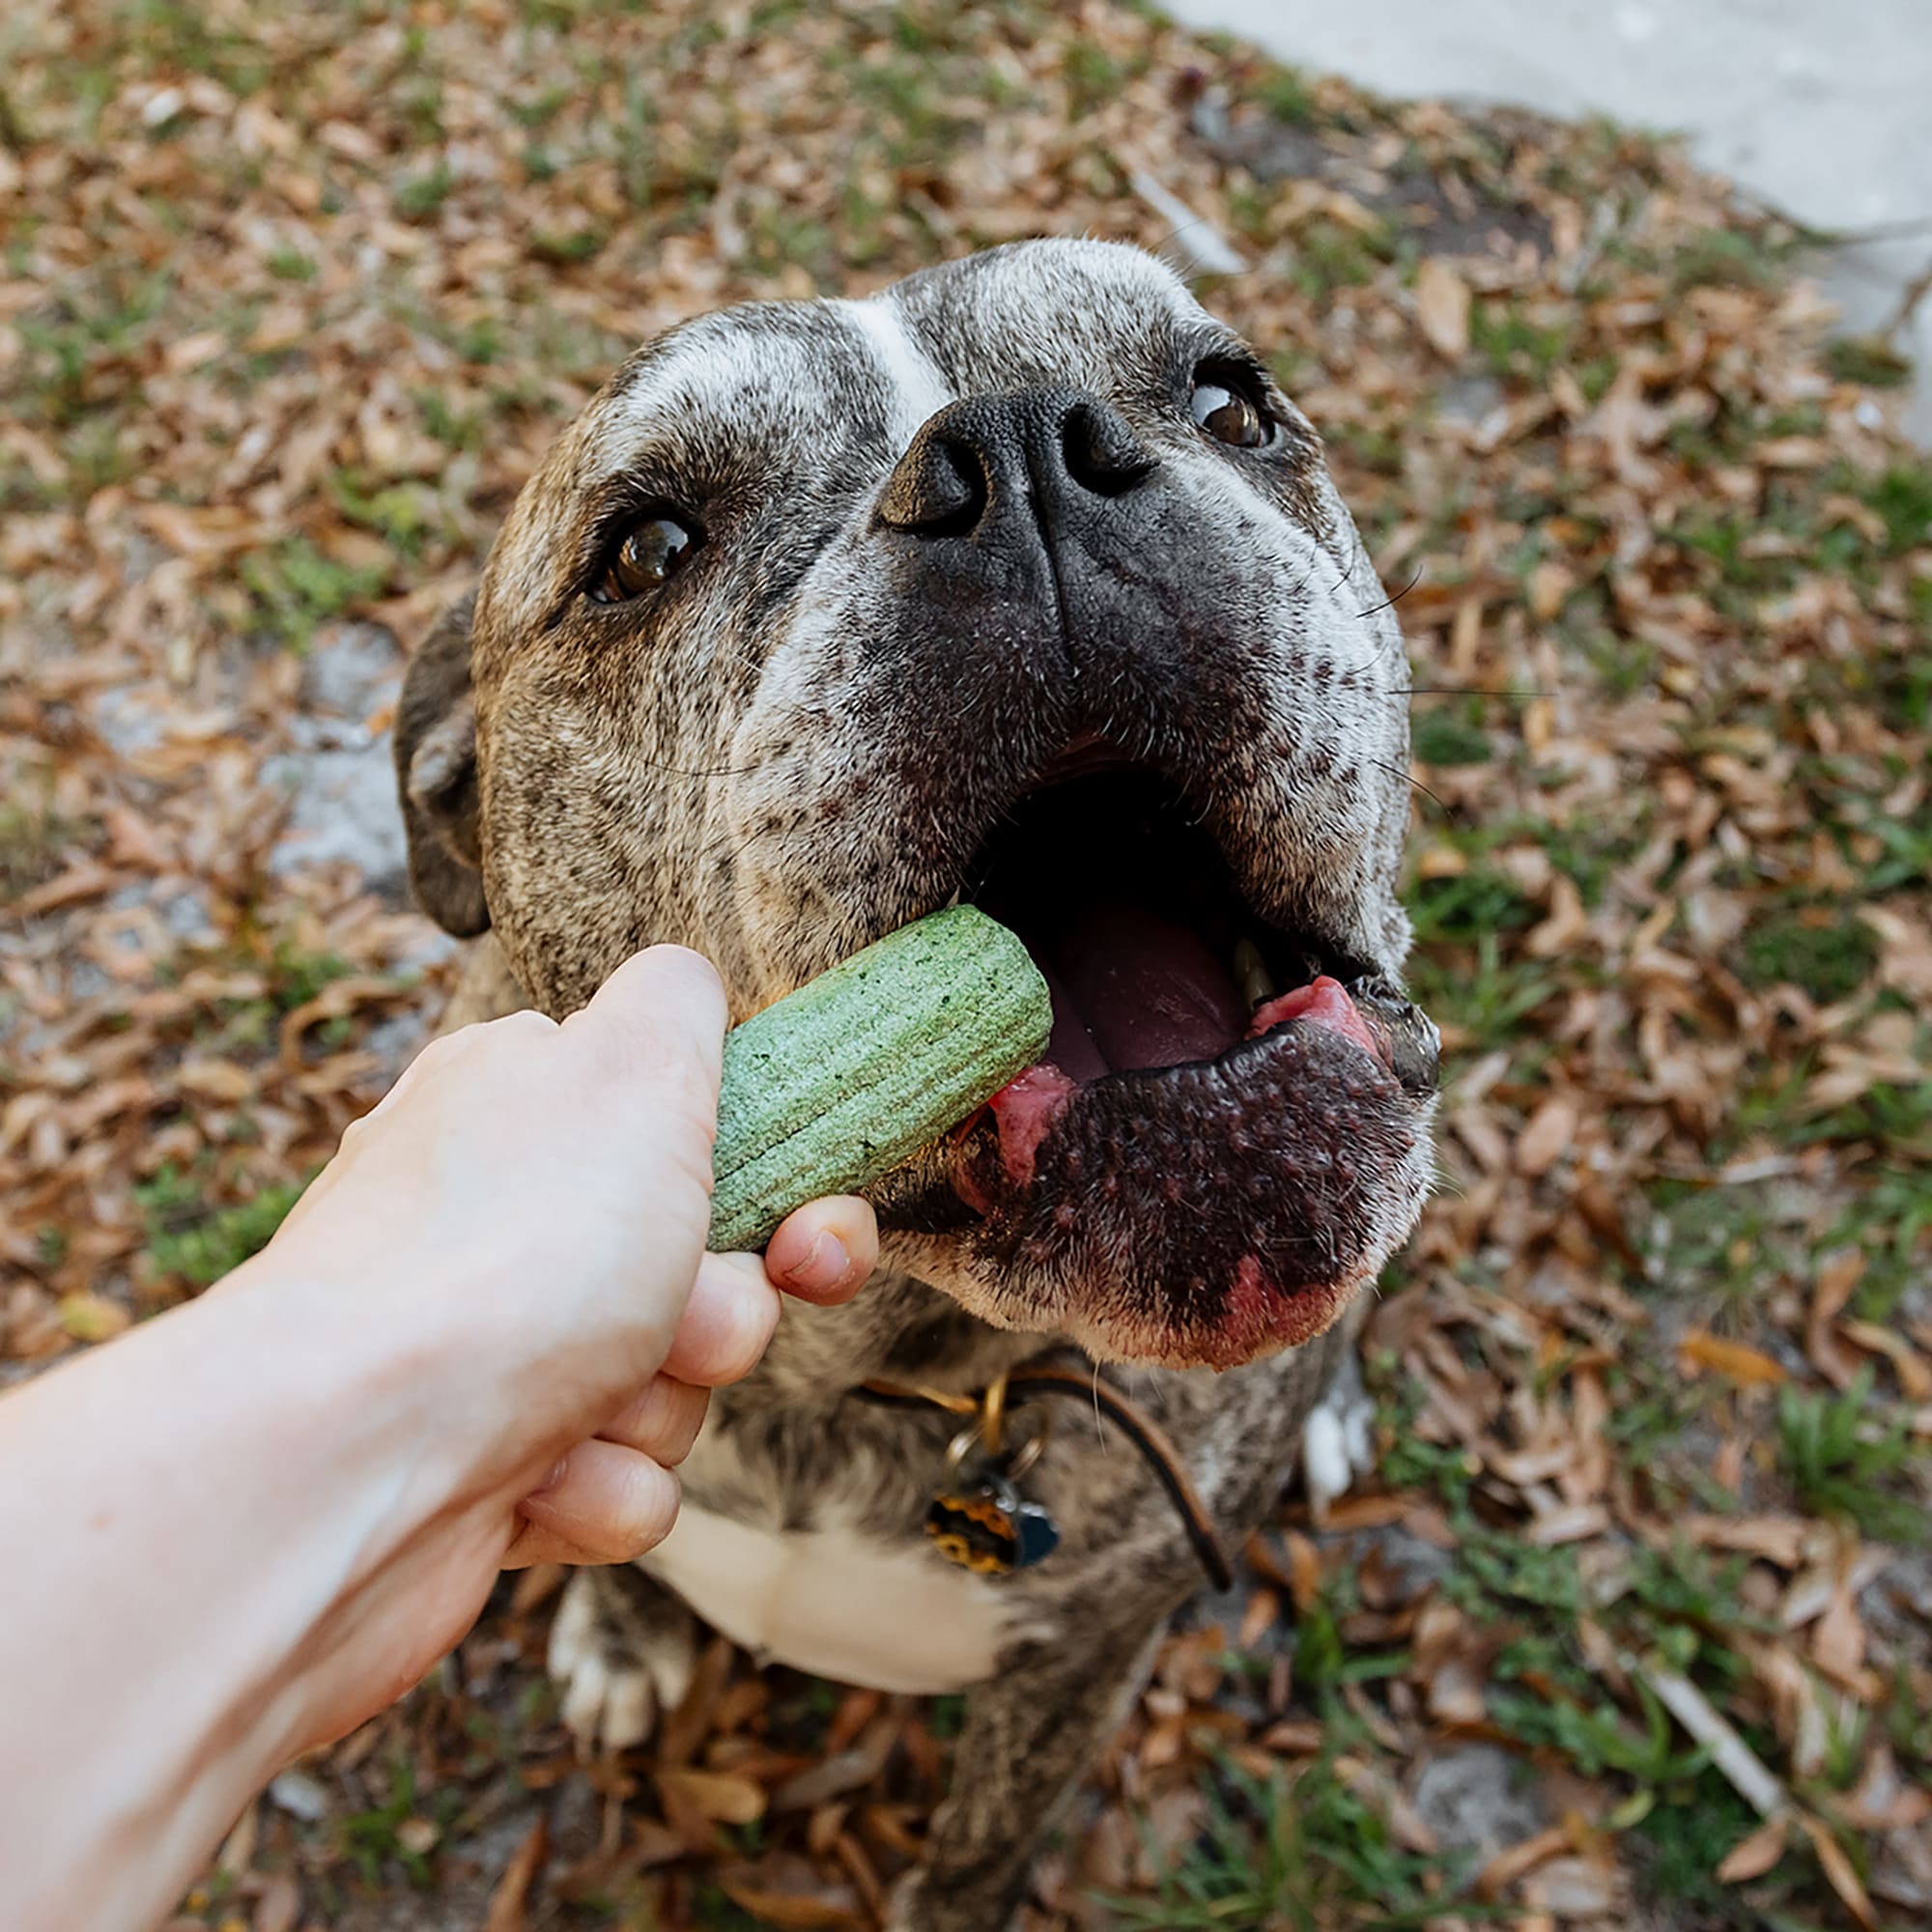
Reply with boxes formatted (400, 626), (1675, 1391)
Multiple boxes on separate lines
(546, 1568), (696, 1754)
(1300, 1347), (1375, 1525)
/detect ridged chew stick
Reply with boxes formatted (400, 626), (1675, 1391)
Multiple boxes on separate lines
(707, 906), (1052, 1253)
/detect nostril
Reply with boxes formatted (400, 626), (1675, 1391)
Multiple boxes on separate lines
(878, 432), (987, 537)
(1061, 400), (1152, 498)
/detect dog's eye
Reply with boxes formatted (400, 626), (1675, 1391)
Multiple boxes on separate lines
(591, 513), (699, 602)
(1189, 373), (1271, 449)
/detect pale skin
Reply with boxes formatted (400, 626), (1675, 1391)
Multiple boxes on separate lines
(0, 945), (878, 1932)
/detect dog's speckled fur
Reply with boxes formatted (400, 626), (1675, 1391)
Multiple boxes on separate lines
(396, 240), (1435, 1930)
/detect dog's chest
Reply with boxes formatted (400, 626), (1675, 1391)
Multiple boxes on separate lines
(642, 1422), (1016, 1694)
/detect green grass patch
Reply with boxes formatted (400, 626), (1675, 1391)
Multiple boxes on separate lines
(240, 536), (387, 646)
(1256, 65), (1319, 130)
(1627, 1763), (1775, 1913)
(1470, 299), (1575, 384)
(392, 159), (456, 222)
(1857, 459), (1932, 555)
(1739, 905), (1879, 1003)
(1104, 1753), (1486, 1931)
(1290, 216), (1395, 299)
(335, 1754), (452, 1887)
(1825, 334), (1914, 390)
(527, 225), (608, 265)
(138, 1167), (308, 1286)
(327, 469), (440, 558)
(1411, 707), (1492, 768)
(1835, 1169), (1932, 1322)
(1777, 1367), (1924, 1543)
(1804, 1076), (1932, 1155)
(1404, 853), (1561, 1052)
(1662, 227), (1790, 296)
(0, 771), (83, 899)
(1407, 865), (1538, 945)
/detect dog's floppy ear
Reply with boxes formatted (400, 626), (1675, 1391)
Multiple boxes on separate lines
(394, 590), (491, 937)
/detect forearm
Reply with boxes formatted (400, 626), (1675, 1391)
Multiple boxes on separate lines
(0, 1272), (506, 1932)
(0, 950), (791, 1932)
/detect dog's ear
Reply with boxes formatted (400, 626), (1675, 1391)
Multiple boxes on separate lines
(394, 590), (491, 937)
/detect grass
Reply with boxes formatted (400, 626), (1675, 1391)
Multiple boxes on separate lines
(1406, 865), (1538, 946)
(336, 1755), (447, 1887)
(1803, 1076), (1932, 1155)
(1739, 906), (1879, 1003)
(1470, 299), (1575, 384)
(0, 775), (81, 899)
(1410, 707), (1492, 768)
(1857, 459), (1932, 555)
(1290, 217), (1394, 299)
(137, 1167), (309, 1286)
(1104, 1753), (1486, 1931)
(1646, 1178), (1791, 1308)
(1835, 1168), (1932, 1321)
(1776, 1368), (1924, 1544)
(1256, 66), (1319, 131)
(1401, 857), (1567, 1052)
(392, 159), (456, 222)
(239, 536), (388, 647)
(1825, 335), (1914, 390)
(1661, 227), (1792, 296)
(1626, 1765), (1772, 1918)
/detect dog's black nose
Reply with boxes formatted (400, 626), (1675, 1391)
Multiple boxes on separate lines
(877, 386), (1152, 538)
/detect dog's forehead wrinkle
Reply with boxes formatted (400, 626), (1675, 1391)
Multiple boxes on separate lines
(590, 302), (886, 484)
(887, 237), (1204, 396)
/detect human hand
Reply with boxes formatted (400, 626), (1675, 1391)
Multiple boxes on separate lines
(230, 945), (876, 1745)
(500, 1187), (877, 1570)
(0, 945), (880, 1932)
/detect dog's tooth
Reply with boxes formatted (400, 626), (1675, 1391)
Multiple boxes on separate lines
(1235, 937), (1276, 1009)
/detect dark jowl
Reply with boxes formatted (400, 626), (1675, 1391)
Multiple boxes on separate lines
(944, 765), (1434, 1368)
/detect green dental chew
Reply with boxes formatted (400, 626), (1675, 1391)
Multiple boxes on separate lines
(707, 905), (1052, 1253)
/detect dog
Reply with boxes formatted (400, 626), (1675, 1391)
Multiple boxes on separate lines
(393, 238), (1439, 1930)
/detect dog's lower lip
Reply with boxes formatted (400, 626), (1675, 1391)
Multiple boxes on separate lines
(964, 972), (1394, 1202)
(945, 1002), (1422, 1369)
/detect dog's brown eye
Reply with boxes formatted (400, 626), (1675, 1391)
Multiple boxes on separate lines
(1189, 377), (1270, 449)
(592, 513), (698, 602)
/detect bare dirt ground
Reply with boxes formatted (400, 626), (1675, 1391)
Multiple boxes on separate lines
(3, 3), (1928, 1927)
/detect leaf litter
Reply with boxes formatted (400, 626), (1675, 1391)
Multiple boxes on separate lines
(3, 1), (1928, 1927)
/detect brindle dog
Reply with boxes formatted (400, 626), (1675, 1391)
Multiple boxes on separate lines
(395, 238), (1438, 1931)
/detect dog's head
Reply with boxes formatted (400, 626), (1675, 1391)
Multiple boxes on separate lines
(398, 239), (1437, 1369)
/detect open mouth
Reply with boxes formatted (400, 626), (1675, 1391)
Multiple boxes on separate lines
(969, 760), (1387, 1085)
(937, 753), (1438, 1370)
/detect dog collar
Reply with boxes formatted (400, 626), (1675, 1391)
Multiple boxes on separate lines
(855, 1362), (1234, 1592)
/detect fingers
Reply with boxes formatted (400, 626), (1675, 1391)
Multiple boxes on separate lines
(508, 1439), (680, 1567)
(651, 1195), (879, 1387)
(659, 1256), (781, 1386)
(598, 1375), (708, 1465)
(763, 1194), (878, 1305)
(503, 1378), (703, 1569)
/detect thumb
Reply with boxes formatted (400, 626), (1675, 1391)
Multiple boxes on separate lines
(558, 944), (729, 1170)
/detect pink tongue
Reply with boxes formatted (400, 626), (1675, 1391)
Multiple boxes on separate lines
(1047, 900), (1248, 1072)
(1249, 976), (1383, 1064)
